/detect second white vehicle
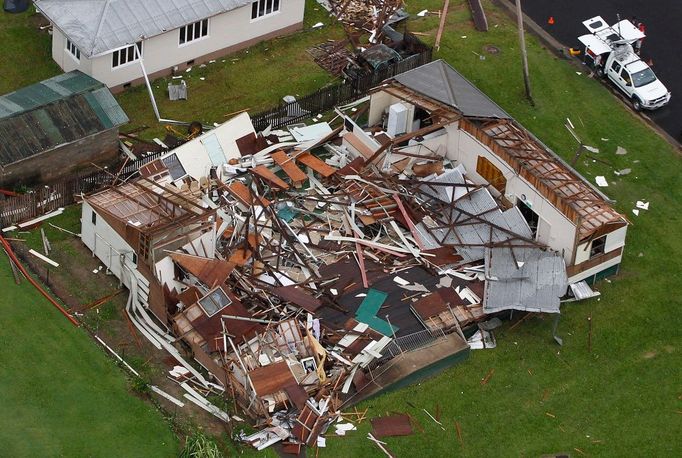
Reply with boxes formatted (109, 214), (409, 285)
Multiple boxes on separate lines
(579, 16), (671, 111)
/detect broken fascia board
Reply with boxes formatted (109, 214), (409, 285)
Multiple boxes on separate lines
(324, 235), (410, 257)
(94, 335), (140, 377)
(10, 207), (65, 231)
(150, 385), (185, 408)
(28, 249), (59, 267)
(330, 351), (354, 367)
(181, 382), (230, 422)
(341, 365), (359, 394)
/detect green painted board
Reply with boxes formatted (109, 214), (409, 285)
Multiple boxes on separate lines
(355, 288), (388, 320)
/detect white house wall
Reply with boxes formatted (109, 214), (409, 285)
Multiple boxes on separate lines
(51, 28), (93, 75)
(446, 125), (578, 263)
(83, 1), (304, 88)
(81, 202), (137, 289)
(166, 112), (255, 181)
(573, 225), (628, 266)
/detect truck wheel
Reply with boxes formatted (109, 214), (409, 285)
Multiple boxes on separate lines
(596, 67), (605, 78)
(632, 97), (643, 111)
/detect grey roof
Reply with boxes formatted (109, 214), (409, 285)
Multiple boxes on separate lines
(0, 72), (128, 166)
(417, 186), (532, 263)
(483, 247), (567, 314)
(35, 0), (252, 57)
(393, 59), (511, 119)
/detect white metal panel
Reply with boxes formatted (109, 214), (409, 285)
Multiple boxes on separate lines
(613, 20), (645, 41)
(578, 34), (612, 54)
(582, 16), (609, 33)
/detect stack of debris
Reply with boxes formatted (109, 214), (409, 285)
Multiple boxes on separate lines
(76, 60), (631, 453)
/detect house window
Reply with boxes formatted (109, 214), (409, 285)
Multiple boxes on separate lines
(91, 210), (97, 225)
(112, 42), (142, 68)
(590, 235), (607, 258)
(179, 19), (209, 45)
(251, 0), (280, 20)
(198, 287), (232, 317)
(66, 39), (80, 60)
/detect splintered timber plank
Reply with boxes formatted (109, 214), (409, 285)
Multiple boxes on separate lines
(296, 152), (337, 177)
(226, 181), (270, 207)
(251, 165), (290, 190)
(271, 150), (307, 185)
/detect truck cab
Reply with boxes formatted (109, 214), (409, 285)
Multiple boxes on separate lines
(578, 16), (671, 111)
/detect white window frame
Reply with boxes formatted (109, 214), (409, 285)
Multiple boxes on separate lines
(179, 18), (209, 46)
(251, 0), (280, 21)
(111, 42), (142, 69)
(66, 39), (80, 61)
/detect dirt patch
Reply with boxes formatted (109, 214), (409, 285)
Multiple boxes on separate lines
(642, 351), (657, 359)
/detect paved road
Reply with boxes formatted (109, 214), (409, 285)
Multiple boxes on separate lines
(515, 0), (681, 142)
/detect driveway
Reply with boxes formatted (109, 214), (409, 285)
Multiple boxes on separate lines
(514, 0), (681, 142)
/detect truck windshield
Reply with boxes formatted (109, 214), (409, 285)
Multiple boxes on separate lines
(632, 68), (657, 87)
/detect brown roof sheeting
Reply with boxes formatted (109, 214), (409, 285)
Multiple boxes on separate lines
(269, 285), (323, 312)
(170, 252), (235, 288)
(249, 361), (297, 397)
(371, 414), (413, 438)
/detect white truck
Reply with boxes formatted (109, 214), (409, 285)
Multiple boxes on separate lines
(578, 16), (671, 111)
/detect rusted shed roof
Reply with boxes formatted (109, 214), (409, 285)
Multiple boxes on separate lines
(0, 72), (127, 166)
(249, 361), (297, 397)
(412, 292), (449, 320)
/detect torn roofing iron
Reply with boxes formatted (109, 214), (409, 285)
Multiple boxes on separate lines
(484, 247), (568, 314)
(394, 59), (511, 119)
(34, 0), (252, 57)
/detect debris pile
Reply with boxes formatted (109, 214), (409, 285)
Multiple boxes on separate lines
(77, 60), (628, 452)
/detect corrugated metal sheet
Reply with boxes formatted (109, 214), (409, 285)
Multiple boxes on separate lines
(35, 0), (253, 57)
(0, 95), (105, 166)
(0, 71), (102, 119)
(394, 60), (511, 119)
(484, 247), (567, 314)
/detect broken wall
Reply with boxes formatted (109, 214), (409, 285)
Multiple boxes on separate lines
(446, 125), (578, 263)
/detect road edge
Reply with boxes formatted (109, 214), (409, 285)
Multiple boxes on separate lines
(491, 0), (682, 152)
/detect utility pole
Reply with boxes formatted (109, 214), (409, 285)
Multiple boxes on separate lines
(515, 0), (534, 106)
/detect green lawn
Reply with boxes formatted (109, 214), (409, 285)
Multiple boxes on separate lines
(0, 8), (60, 93)
(2, 1), (682, 456)
(0, 255), (178, 456)
(320, 2), (682, 456)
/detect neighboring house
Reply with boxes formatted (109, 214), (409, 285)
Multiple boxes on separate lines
(35, 0), (305, 91)
(363, 59), (628, 284)
(0, 70), (128, 187)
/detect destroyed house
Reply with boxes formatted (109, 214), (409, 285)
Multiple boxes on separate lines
(78, 62), (616, 449)
(36, 0), (305, 92)
(364, 59), (628, 284)
(0, 71), (128, 186)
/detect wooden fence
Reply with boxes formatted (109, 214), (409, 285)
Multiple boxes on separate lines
(0, 151), (164, 226)
(250, 41), (433, 131)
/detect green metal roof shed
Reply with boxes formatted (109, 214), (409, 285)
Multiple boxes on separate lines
(0, 71), (128, 167)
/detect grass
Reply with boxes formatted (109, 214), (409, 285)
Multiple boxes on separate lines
(0, 9), (60, 94)
(116, 0), (340, 140)
(0, 255), (178, 456)
(318, 2), (682, 456)
(2, 1), (682, 456)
